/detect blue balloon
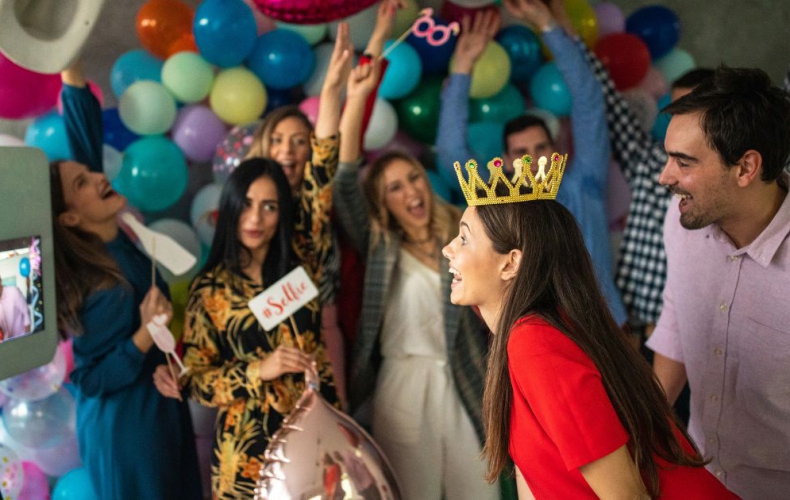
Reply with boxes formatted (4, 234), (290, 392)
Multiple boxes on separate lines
(406, 17), (457, 75)
(194, 0), (258, 68)
(379, 40), (423, 100)
(265, 87), (296, 114)
(53, 467), (99, 500)
(248, 29), (316, 90)
(110, 49), (163, 98)
(115, 136), (188, 212)
(18, 257), (30, 278)
(467, 122), (505, 166)
(625, 5), (681, 60)
(102, 108), (140, 152)
(496, 25), (544, 84)
(24, 111), (73, 162)
(651, 93), (672, 142)
(529, 62), (572, 117)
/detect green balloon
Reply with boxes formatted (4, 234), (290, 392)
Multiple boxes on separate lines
(469, 83), (526, 124)
(395, 76), (444, 145)
(162, 52), (215, 103)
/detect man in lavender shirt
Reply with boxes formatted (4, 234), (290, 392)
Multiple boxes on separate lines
(648, 66), (790, 499)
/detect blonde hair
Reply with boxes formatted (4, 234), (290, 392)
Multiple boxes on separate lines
(362, 151), (460, 249)
(246, 106), (313, 160)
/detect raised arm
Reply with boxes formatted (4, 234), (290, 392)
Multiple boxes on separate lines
(60, 60), (104, 172)
(314, 23), (353, 140)
(436, 10), (500, 189)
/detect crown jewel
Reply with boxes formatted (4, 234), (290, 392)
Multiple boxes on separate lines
(453, 153), (568, 206)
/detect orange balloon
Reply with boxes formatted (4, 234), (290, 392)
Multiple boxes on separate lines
(136, 0), (194, 59)
(167, 33), (198, 58)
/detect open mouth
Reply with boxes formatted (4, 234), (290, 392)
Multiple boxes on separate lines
(676, 192), (692, 210)
(449, 266), (462, 288)
(100, 185), (117, 199)
(407, 198), (427, 219)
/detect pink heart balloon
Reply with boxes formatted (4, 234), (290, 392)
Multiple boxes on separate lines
(255, 367), (402, 499)
(250, 0), (379, 24)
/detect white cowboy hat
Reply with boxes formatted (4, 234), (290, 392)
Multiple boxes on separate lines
(0, 0), (106, 74)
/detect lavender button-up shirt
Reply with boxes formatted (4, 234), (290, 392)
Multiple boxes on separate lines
(647, 175), (790, 500)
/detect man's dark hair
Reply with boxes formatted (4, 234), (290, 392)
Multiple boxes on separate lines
(664, 65), (790, 181)
(671, 68), (714, 91)
(502, 115), (554, 152)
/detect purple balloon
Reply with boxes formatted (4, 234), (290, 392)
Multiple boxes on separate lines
(172, 105), (229, 162)
(594, 2), (626, 37)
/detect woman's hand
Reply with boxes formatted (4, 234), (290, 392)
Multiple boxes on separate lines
(366, 0), (406, 57)
(346, 58), (382, 101)
(452, 10), (501, 75)
(502, 0), (555, 33)
(139, 285), (173, 327)
(255, 346), (314, 381)
(153, 364), (182, 401)
(321, 22), (354, 95)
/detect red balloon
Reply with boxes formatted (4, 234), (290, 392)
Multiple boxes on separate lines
(0, 53), (61, 119)
(136, 0), (194, 59)
(594, 33), (651, 91)
(251, 0), (378, 24)
(440, 0), (499, 25)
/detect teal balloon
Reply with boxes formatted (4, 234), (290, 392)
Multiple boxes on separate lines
(110, 49), (163, 98)
(276, 21), (328, 45)
(426, 170), (451, 202)
(118, 80), (177, 135)
(467, 122), (505, 165)
(379, 40), (423, 100)
(115, 136), (188, 212)
(651, 93), (672, 141)
(469, 84), (525, 123)
(529, 62), (572, 117)
(496, 25), (544, 83)
(395, 77), (444, 144)
(53, 467), (99, 500)
(18, 257), (30, 278)
(654, 48), (695, 85)
(24, 111), (73, 162)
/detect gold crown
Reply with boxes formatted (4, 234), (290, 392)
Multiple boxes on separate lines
(453, 153), (568, 206)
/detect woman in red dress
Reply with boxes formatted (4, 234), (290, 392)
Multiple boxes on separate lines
(441, 156), (740, 499)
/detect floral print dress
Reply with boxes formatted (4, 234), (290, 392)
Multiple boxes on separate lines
(182, 135), (340, 499)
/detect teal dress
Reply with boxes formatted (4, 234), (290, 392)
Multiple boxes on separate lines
(71, 232), (202, 499)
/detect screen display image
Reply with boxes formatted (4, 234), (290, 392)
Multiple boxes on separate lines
(0, 235), (43, 343)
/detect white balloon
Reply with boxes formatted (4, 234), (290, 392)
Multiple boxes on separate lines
(0, 134), (25, 147)
(364, 98), (398, 151)
(328, 3), (378, 51)
(190, 183), (223, 247)
(275, 21), (328, 45)
(103, 144), (123, 182)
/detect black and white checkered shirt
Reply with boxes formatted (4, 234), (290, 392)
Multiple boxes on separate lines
(582, 49), (790, 324)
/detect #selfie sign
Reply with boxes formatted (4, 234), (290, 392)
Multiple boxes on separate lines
(249, 266), (318, 331)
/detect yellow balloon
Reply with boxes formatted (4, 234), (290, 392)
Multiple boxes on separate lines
(564, 0), (598, 48)
(168, 280), (191, 342)
(392, 0), (420, 38)
(452, 41), (511, 99)
(210, 67), (267, 125)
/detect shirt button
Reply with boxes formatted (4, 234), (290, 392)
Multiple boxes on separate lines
(708, 437), (717, 444)
(728, 255), (740, 261)
(709, 394), (719, 402)
(719, 304), (729, 311)
(713, 347), (723, 356)
(715, 469), (724, 477)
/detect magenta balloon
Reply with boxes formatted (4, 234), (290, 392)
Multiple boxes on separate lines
(172, 105), (229, 162)
(298, 96), (320, 127)
(251, 0), (378, 24)
(18, 461), (50, 500)
(594, 2), (625, 36)
(0, 53), (61, 119)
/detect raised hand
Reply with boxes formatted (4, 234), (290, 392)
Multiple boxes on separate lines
(346, 58), (382, 101)
(502, 0), (555, 32)
(367, 0), (406, 56)
(322, 22), (354, 94)
(452, 9), (501, 75)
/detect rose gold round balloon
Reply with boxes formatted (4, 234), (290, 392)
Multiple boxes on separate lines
(255, 367), (402, 499)
(250, 0), (378, 24)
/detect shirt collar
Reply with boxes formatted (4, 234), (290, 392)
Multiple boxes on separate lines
(713, 173), (790, 268)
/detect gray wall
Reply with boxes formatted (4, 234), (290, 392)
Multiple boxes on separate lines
(2, 0), (789, 138)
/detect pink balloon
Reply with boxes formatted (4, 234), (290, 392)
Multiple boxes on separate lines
(594, 2), (625, 36)
(251, 0), (378, 24)
(57, 81), (105, 115)
(298, 96), (320, 127)
(242, 0), (276, 34)
(638, 66), (669, 100)
(172, 105), (230, 162)
(0, 53), (61, 120)
(18, 461), (51, 500)
(60, 339), (75, 384)
(366, 130), (426, 163)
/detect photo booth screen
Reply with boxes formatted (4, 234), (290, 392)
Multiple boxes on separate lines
(0, 235), (44, 343)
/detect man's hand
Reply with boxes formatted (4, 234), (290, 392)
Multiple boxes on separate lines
(452, 10), (501, 75)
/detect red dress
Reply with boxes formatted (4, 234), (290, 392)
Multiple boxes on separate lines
(507, 316), (741, 499)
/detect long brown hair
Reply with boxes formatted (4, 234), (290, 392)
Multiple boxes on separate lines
(362, 151), (459, 248)
(50, 161), (126, 335)
(477, 199), (706, 497)
(246, 105), (314, 160)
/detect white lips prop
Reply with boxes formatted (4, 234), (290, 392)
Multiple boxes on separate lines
(121, 212), (197, 276)
(147, 313), (188, 377)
